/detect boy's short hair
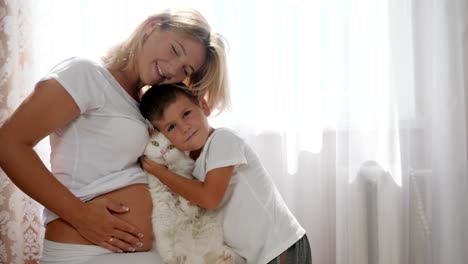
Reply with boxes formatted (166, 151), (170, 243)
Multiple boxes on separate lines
(139, 83), (200, 123)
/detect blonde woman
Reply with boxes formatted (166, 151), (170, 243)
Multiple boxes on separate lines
(0, 7), (229, 264)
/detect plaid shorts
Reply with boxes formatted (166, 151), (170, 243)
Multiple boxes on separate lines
(267, 234), (312, 264)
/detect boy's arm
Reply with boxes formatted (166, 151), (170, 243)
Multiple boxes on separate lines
(141, 156), (233, 209)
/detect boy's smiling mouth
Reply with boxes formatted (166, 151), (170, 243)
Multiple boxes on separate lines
(185, 129), (198, 142)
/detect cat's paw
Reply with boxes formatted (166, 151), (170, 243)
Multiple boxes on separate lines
(203, 249), (234, 264)
(163, 254), (184, 264)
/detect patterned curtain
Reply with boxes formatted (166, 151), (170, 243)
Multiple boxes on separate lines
(0, 1), (45, 263)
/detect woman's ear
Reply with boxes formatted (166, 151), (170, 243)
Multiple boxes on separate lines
(199, 98), (211, 117)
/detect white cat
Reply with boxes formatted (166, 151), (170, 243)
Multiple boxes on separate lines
(144, 131), (234, 264)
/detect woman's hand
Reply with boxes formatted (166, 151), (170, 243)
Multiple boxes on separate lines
(140, 156), (169, 178)
(72, 198), (144, 253)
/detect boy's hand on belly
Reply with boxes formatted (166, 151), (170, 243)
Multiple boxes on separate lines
(72, 197), (145, 253)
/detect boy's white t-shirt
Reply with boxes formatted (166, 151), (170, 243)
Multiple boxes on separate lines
(192, 128), (306, 264)
(40, 57), (151, 225)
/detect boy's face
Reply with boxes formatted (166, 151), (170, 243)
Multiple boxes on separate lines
(153, 94), (212, 152)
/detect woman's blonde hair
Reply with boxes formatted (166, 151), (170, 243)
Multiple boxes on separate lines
(102, 7), (230, 113)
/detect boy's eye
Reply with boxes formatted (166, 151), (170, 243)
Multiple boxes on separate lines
(151, 140), (159, 147)
(183, 110), (191, 118)
(167, 124), (176, 132)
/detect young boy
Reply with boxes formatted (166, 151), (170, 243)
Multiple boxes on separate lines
(139, 83), (312, 264)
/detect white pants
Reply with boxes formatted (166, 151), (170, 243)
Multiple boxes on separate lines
(40, 240), (164, 264)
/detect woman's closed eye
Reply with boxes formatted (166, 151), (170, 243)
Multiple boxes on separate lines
(171, 43), (193, 77)
(171, 45), (179, 56)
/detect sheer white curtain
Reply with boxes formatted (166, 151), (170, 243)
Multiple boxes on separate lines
(2, 0), (467, 263)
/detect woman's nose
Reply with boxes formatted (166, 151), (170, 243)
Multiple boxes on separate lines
(166, 60), (184, 80)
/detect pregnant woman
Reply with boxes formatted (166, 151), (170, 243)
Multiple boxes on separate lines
(0, 7), (229, 264)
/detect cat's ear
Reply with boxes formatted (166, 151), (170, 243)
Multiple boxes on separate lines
(148, 127), (159, 137)
(199, 98), (211, 117)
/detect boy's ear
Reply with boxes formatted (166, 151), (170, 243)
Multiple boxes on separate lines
(199, 98), (211, 116)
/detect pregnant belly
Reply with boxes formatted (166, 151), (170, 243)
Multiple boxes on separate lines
(45, 183), (154, 251)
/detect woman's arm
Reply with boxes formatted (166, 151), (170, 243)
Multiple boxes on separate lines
(0, 79), (143, 252)
(141, 156), (233, 209)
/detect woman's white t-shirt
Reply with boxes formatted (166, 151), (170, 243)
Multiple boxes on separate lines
(40, 57), (151, 225)
(192, 128), (306, 264)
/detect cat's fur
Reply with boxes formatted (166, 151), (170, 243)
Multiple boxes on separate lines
(144, 131), (234, 264)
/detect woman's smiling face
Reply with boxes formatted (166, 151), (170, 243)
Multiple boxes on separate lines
(137, 25), (206, 86)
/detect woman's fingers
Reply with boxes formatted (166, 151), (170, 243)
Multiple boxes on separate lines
(105, 199), (130, 214)
(108, 229), (143, 252)
(75, 199), (145, 252)
(97, 198), (144, 240)
(99, 240), (124, 253)
(94, 224), (144, 253)
(112, 216), (145, 243)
